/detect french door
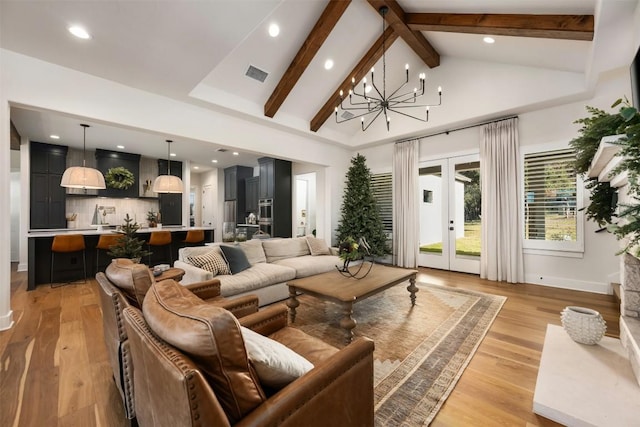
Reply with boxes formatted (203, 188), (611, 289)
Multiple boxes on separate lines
(418, 154), (481, 274)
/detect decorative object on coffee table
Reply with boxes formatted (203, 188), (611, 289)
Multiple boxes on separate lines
(336, 236), (374, 279)
(560, 306), (607, 345)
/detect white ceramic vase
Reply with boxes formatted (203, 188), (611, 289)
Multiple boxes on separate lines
(560, 306), (607, 345)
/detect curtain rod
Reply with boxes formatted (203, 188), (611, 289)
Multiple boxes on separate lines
(394, 115), (518, 145)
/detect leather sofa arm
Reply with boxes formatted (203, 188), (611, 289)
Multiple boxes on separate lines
(213, 294), (259, 318)
(239, 304), (288, 335)
(237, 337), (375, 427)
(184, 278), (222, 300)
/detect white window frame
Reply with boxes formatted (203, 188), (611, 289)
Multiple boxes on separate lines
(521, 143), (584, 257)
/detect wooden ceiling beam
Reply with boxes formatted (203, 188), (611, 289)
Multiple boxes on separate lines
(367, 0), (440, 68)
(405, 13), (594, 41)
(264, 0), (351, 118)
(310, 27), (398, 133)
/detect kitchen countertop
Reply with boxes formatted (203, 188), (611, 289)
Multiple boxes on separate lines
(28, 225), (215, 238)
(236, 223), (259, 227)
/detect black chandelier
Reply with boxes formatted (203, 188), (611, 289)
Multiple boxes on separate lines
(335, 6), (442, 131)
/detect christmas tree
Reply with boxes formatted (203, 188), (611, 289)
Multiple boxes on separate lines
(108, 214), (151, 261)
(336, 154), (389, 257)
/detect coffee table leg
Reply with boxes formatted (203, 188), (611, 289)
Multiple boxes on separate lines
(340, 302), (357, 345)
(407, 276), (418, 306)
(286, 286), (299, 323)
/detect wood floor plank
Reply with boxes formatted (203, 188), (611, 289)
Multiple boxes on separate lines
(0, 264), (621, 426)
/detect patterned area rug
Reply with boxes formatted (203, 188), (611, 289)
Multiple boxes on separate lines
(290, 281), (506, 426)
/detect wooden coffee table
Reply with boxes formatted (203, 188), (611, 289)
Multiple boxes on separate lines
(287, 264), (418, 344)
(152, 267), (185, 283)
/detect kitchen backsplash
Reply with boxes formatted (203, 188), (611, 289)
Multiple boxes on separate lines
(66, 197), (161, 229)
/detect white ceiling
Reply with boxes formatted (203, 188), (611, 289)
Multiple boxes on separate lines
(2, 0), (638, 169)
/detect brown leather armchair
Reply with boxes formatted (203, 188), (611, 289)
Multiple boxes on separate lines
(96, 259), (259, 420)
(122, 278), (375, 427)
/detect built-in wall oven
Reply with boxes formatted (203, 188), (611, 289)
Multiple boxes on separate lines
(258, 199), (273, 236)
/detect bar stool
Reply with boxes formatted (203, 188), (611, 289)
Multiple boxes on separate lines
(148, 231), (172, 266)
(96, 234), (122, 272)
(51, 234), (87, 286)
(181, 229), (205, 247)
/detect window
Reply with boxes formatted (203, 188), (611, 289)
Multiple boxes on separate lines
(371, 172), (393, 248)
(523, 148), (583, 254)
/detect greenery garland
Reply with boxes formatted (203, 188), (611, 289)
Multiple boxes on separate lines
(105, 166), (135, 190)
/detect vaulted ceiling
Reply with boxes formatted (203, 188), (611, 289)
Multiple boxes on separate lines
(2, 0), (638, 169)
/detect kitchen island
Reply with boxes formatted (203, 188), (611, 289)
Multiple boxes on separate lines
(27, 226), (214, 290)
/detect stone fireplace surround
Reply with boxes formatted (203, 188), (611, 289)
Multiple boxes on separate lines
(621, 253), (640, 386)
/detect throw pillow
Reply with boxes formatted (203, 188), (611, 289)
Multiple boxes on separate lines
(240, 326), (314, 389)
(187, 250), (231, 276)
(305, 235), (331, 256)
(220, 245), (251, 274)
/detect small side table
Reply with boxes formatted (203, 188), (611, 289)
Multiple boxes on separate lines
(152, 267), (185, 283)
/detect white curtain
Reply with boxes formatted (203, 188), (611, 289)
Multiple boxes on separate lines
(480, 118), (524, 283)
(393, 140), (419, 268)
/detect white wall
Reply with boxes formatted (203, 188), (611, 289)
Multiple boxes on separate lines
(10, 172), (19, 262)
(358, 68), (631, 294)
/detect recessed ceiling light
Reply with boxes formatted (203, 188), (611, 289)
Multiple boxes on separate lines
(211, 159), (218, 163)
(232, 152), (239, 156)
(68, 25), (91, 40)
(483, 36), (495, 44)
(193, 166), (199, 170)
(324, 59), (334, 70)
(116, 145), (125, 149)
(268, 23), (280, 38)
(170, 153), (176, 157)
(49, 134), (60, 140)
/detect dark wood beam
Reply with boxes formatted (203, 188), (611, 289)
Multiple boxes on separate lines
(367, 0), (440, 68)
(405, 13), (594, 41)
(310, 27), (398, 132)
(264, 0), (351, 118)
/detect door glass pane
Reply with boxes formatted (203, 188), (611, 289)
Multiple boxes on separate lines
(419, 165), (443, 254)
(454, 161), (481, 257)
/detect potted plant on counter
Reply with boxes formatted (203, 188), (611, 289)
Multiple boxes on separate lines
(108, 214), (151, 263)
(147, 211), (159, 228)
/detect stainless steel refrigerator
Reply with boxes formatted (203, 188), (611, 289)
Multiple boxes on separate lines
(224, 200), (236, 223)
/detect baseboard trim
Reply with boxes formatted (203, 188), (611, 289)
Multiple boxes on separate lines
(17, 262), (27, 272)
(0, 309), (14, 331)
(524, 273), (611, 295)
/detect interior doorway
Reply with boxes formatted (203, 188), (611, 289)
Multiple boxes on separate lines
(201, 184), (214, 227)
(418, 154), (481, 274)
(294, 173), (316, 237)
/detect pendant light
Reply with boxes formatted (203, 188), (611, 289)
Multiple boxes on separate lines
(152, 139), (183, 193)
(60, 124), (106, 189)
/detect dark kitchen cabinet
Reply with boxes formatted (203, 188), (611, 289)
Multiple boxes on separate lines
(157, 159), (183, 225)
(258, 157), (292, 238)
(245, 176), (259, 215)
(96, 149), (141, 199)
(30, 142), (68, 229)
(224, 166), (253, 221)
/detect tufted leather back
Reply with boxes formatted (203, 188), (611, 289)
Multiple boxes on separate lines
(142, 279), (265, 424)
(105, 258), (155, 308)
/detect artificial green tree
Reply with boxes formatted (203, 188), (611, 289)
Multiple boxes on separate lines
(108, 214), (151, 261)
(336, 154), (389, 257)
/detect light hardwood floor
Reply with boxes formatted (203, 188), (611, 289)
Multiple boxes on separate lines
(1, 264), (620, 426)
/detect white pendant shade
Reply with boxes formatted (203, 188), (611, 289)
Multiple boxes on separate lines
(152, 174), (183, 193)
(60, 166), (106, 189)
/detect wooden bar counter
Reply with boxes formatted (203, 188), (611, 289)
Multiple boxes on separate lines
(27, 226), (214, 290)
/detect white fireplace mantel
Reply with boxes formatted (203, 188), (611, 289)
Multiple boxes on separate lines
(588, 134), (627, 187)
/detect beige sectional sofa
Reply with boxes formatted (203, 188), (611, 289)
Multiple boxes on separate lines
(174, 236), (341, 306)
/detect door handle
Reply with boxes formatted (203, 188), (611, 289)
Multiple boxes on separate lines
(449, 227), (454, 231)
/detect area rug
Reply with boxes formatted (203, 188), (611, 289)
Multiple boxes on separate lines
(290, 281), (506, 426)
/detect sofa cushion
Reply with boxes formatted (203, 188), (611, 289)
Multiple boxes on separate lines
(179, 245), (217, 262)
(238, 240), (266, 265)
(240, 326), (313, 389)
(268, 326), (339, 366)
(262, 237), (311, 263)
(217, 263), (296, 297)
(105, 258), (155, 307)
(187, 249), (231, 276)
(305, 235), (331, 256)
(220, 245), (251, 274)
(142, 279), (266, 424)
(273, 255), (342, 279)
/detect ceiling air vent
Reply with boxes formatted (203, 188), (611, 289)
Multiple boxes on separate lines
(341, 111), (355, 120)
(216, 148), (228, 153)
(246, 65), (268, 83)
